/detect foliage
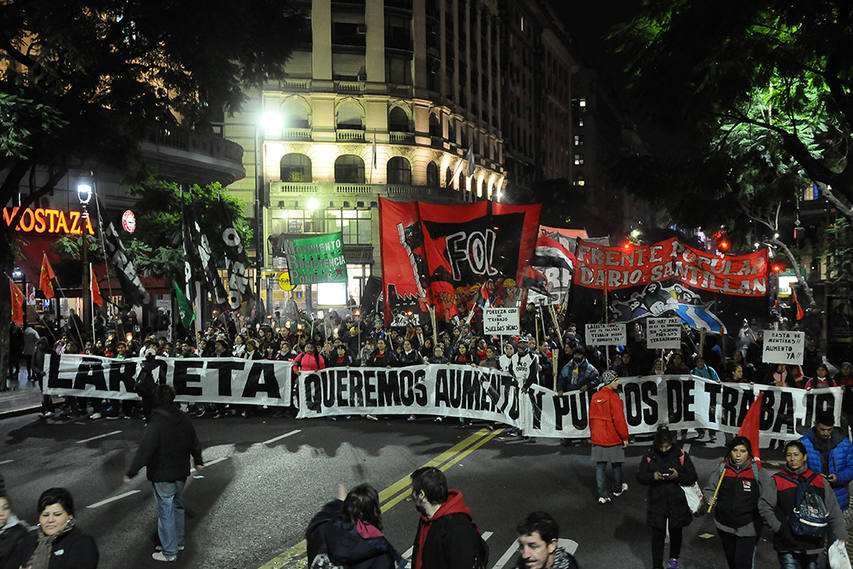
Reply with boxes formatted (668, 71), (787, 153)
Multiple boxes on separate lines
(612, 0), (853, 223)
(824, 218), (853, 284)
(121, 177), (251, 279)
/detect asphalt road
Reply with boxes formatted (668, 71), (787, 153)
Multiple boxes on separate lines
(0, 412), (794, 569)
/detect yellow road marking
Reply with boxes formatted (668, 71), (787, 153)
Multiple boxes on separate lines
(258, 427), (501, 569)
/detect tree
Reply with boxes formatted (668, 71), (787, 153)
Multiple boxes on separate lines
(613, 0), (853, 222)
(1, 0), (303, 372)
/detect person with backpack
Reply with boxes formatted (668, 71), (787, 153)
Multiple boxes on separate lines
(637, 425), (698, 569)
(758, 440), (846, 569)
(799, 410), (853, 513)
(704, 436), (773, 569)
(306, 483), (405, 569)
(409, 466), (487, 569)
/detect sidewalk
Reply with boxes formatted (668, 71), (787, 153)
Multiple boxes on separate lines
(0, 370), (46, 419)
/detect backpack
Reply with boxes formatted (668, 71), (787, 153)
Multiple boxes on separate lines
(776, 471), (829, 539)
(473, 527), (489, 569)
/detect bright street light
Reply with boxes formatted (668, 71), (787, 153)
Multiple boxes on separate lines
(306, 197), (320, 211)
(259, 110), (284, 137)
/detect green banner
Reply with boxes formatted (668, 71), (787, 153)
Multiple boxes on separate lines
(284, 231), (347, 285)
(172, 280), (196, 331)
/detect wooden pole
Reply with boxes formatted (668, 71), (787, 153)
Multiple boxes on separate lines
(552, 348), (559, 391)
(708, 468), (725, 513)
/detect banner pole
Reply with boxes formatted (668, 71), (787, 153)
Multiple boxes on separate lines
(534, 307), (540, 347)
(552, 348), (558, 391)
(549, 305), (563, 347)
(89, 263), (96, 341)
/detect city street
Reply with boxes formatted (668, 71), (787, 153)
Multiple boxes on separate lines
(0, 405), (790, 569)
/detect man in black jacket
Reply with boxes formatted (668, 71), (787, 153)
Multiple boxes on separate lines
(125, 384), (204, 562)
(409, 467), (484, 569)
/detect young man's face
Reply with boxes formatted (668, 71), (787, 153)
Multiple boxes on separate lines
(517, 531), (556, 569)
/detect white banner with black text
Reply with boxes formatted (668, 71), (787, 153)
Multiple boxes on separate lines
(43, 354), (293, 407)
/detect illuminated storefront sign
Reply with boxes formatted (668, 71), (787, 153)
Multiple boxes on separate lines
(121, 210), (136, 233)
(2, 207), (95, 235)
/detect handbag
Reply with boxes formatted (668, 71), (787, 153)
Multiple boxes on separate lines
(829, 539), (852, 569)
(681, 481), (704, 515)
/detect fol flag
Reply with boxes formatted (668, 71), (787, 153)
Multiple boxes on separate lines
(792, 289), (804, 320)
(466, 145), (475, 177)
(737, 391), (763, 466)
(39, 254), (55, 299)
(90, 264), (103, 307)
(218, 194), (253, 310)
(379, 198), (541, 322)
(172, 280), (196, 331)
(102, 222), (150, 306)
(9, 278), (24, 326)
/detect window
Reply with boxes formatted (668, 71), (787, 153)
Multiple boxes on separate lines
(326, 209), (372, 245)
(574, 153), (584, 166)
(573, 175), (586, 187)
(574, 134), (584, 147)
(335, 155), (366, 183)
(386, 156), (412, 184)
(426, 161), (439, 187)
(283, 100), (310, 129)
(429, 114), (441, 137)
(575, 115), (584, 128)
(445, 167), (454, 188)
(388, 107), (410, 132)
(280, 154), (312, 182)
(272, 209), (321, 234)
(336, 103), (363, 129)
(386, 54), (412, 84)
(447, 119), (456, 143)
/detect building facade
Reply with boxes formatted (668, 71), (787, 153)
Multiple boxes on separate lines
(222, 0), (509, 310)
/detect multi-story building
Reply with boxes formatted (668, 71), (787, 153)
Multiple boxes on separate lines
(222, 0), (508, 310)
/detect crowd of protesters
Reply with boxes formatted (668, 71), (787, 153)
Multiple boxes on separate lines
(7, 303), (853, 428)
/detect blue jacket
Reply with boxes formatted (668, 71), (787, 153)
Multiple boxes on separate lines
(800, 428), (853, 510)
(691, 365), (720, 382)
(557, 358), (600, 392)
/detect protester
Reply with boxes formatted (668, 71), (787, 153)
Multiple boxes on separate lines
(125, 384), (205, 562)
(0, 487), (28, 569)
(367, 339), (397, 368)
(409, 466), (484, 569)
(557, 349), (600, 394)
(18, 488), (99, 569)
(306, 483), (405, 569)
(294, 343), (326, 372)
(512, 511), (579, 569)
(637, 426), (697, 569)
(691, 356), (720, 382)
(588, 370), (629, 504)
(803, 364), (837, 390)
(758, 440), (846, 569)
(704, 436), (772, 569)
(798, 410), (853, 512)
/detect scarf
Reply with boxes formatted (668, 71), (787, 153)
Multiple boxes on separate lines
(28, 517), (76, 569)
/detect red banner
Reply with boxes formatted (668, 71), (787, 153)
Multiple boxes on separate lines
(574, 237), (768, 296)
(379, 198), (541, 321)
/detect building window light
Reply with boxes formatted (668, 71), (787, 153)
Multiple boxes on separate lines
(574, 153), (584, 166)
(573, 176), (586, 187)
(578, 98), (587, 108)
(574, 135), (584, 146)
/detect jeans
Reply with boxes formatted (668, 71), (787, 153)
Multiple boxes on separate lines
(153, 480), (186, 557)
(718, 530), (757, 569)
(595, 461), (623, 498)
(777, 552), (819, 569)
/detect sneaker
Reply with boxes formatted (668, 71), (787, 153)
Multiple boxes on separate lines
(106, 414), (120, 420)
(668, 558), (679, 569)
(598, 497), (612, 504)
(434, 417), (443, 423)
(89, 412), (102, 420)
(613, 483), (629, 497)
(151, 551), (177, 562)
(407, 415), (416, 422)
(365, 414), (378, 421)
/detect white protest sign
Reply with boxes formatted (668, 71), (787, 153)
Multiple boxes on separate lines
(762, 330), (806, 365)
(585, 323), (627, 346)
(483, 307), (520, 335)
(646, 317), (682, 350)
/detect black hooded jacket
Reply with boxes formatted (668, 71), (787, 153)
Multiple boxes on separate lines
(126, 404), (203, 482)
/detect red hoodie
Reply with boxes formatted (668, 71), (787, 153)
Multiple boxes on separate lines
(588, 385), (629, 447)
(413, 490), (474, 569)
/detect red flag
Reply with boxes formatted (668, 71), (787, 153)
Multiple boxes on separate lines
(792, 290), (804, 320)
(90, 264), (103, 307)
(738, 391), (764, 466)
(9, 278), (24, 326)
(39, 254), (56, 299)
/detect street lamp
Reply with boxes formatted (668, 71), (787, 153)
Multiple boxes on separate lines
(77, 173), (94, 340)
(254, 109), (284, 318)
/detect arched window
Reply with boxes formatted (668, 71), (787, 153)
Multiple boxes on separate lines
(387, 157), (412, 185)
(280, 154), (312, 182)
(335, 155), (365, 183)
(388, 107), (410, 132)
(445, 167), (454, 188)
(336, 102), (363, 129)
(283, 100), (310, 129)
(429, 114), (441, 137)
(426, 161), (439, 188)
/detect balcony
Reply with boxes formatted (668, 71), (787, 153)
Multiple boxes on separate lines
(337, 129), (366, 142)
(283, 78), (310, 90)
(389, 131), (415, 144)
(139, 127), (245, 185)
(267, 181), (483, 205)
(336, 80), (364, 93)
(283, 127), (312, 141)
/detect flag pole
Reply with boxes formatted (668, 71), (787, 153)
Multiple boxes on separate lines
(89, 263), (96, 341)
